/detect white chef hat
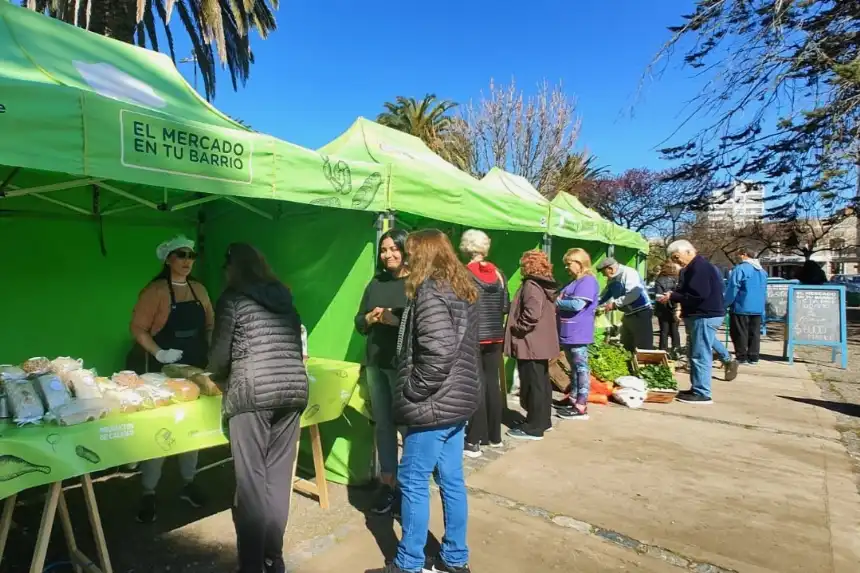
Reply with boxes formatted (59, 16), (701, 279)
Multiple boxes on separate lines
(156, 235), (196, 262)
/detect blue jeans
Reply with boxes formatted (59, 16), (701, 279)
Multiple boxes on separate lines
(685, 316), (725, 399)
(395, 423), (469, 572)
(563, 345), (590, 406)
(366, 367), (399, 478)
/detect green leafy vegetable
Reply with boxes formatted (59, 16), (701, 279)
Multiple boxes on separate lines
(638, 364), (678, 390)
(588, 342), (631, 383)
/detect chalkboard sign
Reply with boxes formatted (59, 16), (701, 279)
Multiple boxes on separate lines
(765, 280), (797, 322)
(785, 285), (847, 368)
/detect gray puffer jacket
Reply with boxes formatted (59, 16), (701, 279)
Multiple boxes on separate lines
(394, 279), (480, 429)
(208, 282), (308, 419)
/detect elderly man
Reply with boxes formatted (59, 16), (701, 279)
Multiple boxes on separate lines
(596, 257), (653, 351)
(724, 247), (768, 365)
(657, 240), (738, 405)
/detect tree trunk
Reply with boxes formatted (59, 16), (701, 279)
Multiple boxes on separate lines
(86, 0), (137, 44)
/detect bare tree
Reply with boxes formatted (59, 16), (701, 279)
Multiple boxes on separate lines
(455, 79), (581, 195)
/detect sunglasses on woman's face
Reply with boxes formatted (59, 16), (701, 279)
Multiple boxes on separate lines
(174, 250), (198, 260)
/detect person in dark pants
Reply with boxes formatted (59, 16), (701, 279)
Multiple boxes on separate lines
(724, 248), (768, 365)
(504, 250), (559, 441)
(355, 229), (409, 515)
(596, 258), (653, 351)
(460, 229), (509, 458)
(370, 229), (480, 573)
(129, 235), (214, 523)
(208, 243), (309, 573)
(654, 261), (681, 351)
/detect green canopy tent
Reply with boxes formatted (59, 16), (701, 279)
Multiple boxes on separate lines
(0, 2), (384, 484)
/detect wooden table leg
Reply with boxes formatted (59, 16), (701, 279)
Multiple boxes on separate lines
(0, 494), (17, 564)
(81, 474), (112, 573)
(29, 482), (62, 573)
(57, 491), (83, 573)
(309, 424), (330, 510)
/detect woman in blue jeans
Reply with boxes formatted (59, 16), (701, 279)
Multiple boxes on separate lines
(372, 229), (480, 573)
(355, 229), (409, 515)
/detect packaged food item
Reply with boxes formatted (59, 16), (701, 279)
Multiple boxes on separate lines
(102, 388), (144, 414)
(134, 384), (174, 409)
(45, 399), (111, 426)
(0, 365), (26, 381)
(21, 357), (51, 376)
(111, 371), (143, 388)
(141, 373), (168, 386)
(162, 364), (204, 379)
(64, 369), (103, 400)
(5, 379), (45, 424)
(95, 377), (112, 389)
(34, 374), (72, 411)
(50, 357), (83, 375)
(165, 378), (200, 402)
(190, 372), (222, 396)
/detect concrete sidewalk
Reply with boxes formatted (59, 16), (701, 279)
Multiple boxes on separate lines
(294, 337), (860, 573)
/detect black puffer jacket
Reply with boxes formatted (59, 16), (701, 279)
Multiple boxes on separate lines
(394, 279), (480, 429)
(208, 281), (308, 419)
(473, 271), (509, 343)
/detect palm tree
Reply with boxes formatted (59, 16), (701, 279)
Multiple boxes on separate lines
(551, 151), (609, 199)
(377, 94), (473, 169)
(27, 0), (277, 101)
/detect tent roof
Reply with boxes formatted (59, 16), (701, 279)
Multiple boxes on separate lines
(319, 118), (549, 233)
(481, 168), (548, 204)
(0, 3), (385, 215)
(551, 192), (648, 252)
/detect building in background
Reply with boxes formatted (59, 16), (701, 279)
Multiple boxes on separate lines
(760, 215), (859, 278)
(706, 181), (765, 226)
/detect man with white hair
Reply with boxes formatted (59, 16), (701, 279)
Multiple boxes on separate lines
(595, 257), (653, 351)
(657, 240), (738, 405)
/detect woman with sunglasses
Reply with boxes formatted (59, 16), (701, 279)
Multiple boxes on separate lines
(128, 235), (214, 523)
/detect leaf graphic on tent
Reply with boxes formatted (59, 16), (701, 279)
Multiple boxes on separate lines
(321, 157), (352, 195)
(311, 197), (342, 208)
(352, 173), (383, 210)
(0, 455), (51, 482)
(75, 445), (101, 465)
(303, 404), (321, 421)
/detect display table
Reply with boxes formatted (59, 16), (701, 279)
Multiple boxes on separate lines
(0, 357), (363, 572)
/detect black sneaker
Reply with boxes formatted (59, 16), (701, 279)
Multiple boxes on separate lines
(370, 484), (396, 515)
(506, 427), (543, 441)
(724, 359), (739, 381)
(557, 407), (589, 421)
(365, 563), (421, 573)
(180, 483), (206, 508)
(264, 556), (286, 573)
(463, 442), (483, 459)
(552, 395), (573, 409)
(676, 393), (713, 405)
(431, 558), (472, 573)
(136, 494), (157, 523)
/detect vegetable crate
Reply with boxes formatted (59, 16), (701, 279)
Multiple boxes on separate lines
(632, 351), (679, 404)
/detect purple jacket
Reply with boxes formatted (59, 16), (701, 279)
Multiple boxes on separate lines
(557, 275), (600, 346)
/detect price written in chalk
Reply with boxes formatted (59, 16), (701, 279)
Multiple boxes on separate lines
(791, 289), (840, 342)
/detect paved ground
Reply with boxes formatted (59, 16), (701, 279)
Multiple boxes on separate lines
(3, 335), (859, 573)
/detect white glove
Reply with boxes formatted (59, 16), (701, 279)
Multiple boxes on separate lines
(155, 348), (183, 364)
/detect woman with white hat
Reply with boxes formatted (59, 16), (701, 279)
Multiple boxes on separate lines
(128, 235), (215, 523)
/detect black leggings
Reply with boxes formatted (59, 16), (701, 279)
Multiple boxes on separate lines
(517, 359), (551, 437)
(466, 343), (504, 445)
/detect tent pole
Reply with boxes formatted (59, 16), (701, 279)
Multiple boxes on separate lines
(542, 233), (552, 258)
(225, 197), (274, 220)
(98, 183), (160, 210)
(3, 178), (102, 198)
(101, 205), (144, 216)
(30, 193), (91, 216)
(0, 167), (20, 194)
(171, 195), (222, 212)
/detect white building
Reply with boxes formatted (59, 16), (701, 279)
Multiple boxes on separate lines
(706, 181), (765, 225)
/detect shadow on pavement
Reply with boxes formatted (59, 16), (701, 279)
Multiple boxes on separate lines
(779, 395), (860, 418)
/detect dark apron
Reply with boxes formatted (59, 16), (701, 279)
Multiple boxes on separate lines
(127, 280), (209, 373)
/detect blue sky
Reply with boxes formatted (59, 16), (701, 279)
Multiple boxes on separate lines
(180, 0), (703, 174)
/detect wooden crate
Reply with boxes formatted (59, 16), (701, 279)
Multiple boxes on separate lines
(645, 389), (679, 403)
(631, 350), (670, 373)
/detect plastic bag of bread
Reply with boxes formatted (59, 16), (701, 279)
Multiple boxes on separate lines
(134, 384), (174, 409)
(1, 365), (26, 381)
(162, 364), (204, 379)
(34, 373), (72, 411)
(111, 371), (143, 388)
(190, 372), (222, 396)
(50, 357), (83, 375)
(5, 379), (45, 424)
(141, 373), (168, 386)
(102, 387), (144, 414)
(165, 378), (200, 402)
(45, 398), (111, 426)
(21, 357), (51, 376)
(64, 369), (103, 400)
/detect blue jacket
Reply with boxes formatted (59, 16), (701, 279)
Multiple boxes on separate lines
(598, 264), (651, 315)
(724, 259), (768, 316)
